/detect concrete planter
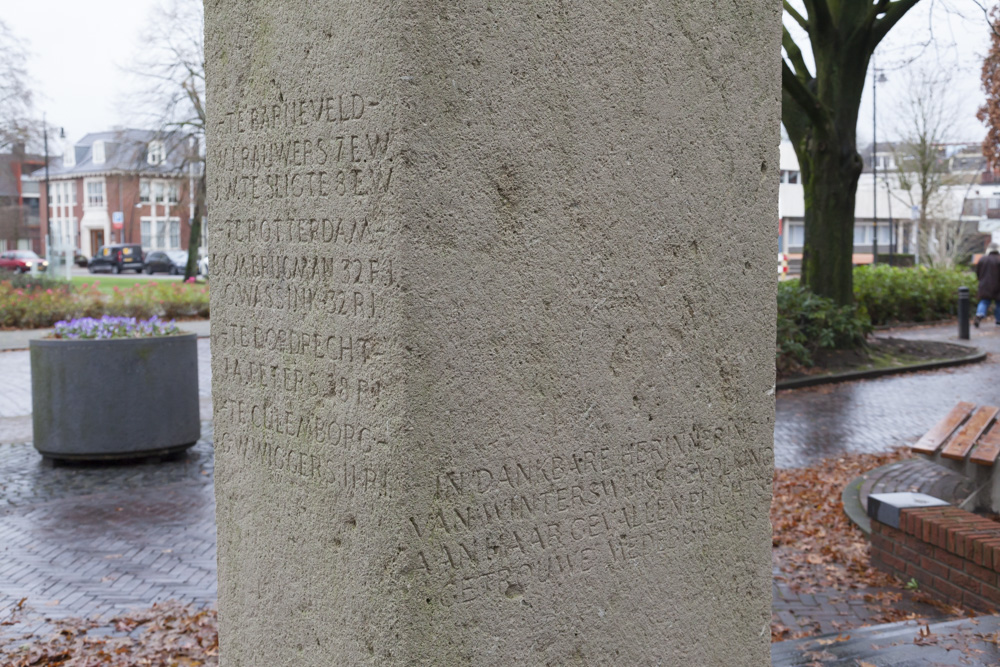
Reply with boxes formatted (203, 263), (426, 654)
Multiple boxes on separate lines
(30, 333), (200, 461)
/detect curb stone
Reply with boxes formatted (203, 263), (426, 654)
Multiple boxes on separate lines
(777, 347), (986, 391)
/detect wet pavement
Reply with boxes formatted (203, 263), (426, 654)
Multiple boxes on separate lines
(0, 426), (216, 640)
(775, 322), (1000, 468)
(1, 319), (998, 658)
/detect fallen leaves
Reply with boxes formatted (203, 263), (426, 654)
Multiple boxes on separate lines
(772, 447), (910, 592)
(771, 448), (975, 642)
(0, 598), (27, 627)
(0, 600), (218, 666)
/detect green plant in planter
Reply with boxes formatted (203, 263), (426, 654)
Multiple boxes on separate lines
(32, 315), (199, 461)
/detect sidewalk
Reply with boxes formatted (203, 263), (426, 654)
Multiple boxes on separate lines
(773, 321), (1000, 663)
(2, 318), (999, 661)
(775, 321), (1000, 468)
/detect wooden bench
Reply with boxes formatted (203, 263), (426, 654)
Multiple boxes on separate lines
(912, 402), (1000, 467)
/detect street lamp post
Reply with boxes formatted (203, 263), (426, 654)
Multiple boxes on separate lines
(872, 61), (887, 265)
(873, 61), (878, 266)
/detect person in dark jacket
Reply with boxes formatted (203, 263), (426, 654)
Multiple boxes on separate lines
(975, 241), (1000, 327)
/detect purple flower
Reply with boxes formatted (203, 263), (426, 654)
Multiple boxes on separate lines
(53, 315), (180, 340)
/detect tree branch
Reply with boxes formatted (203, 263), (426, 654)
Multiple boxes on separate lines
(783, 26), (814, 82)
(871, 0), (924, 46)
(801, 0), (833, 35)
(783, 1), (809, 32)
(782, 59), (826, 128)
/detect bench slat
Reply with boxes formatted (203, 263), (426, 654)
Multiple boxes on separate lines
(912, 401), (977, 455)
(942, 406), (1000, 461)
(970, 422), (1000, 466)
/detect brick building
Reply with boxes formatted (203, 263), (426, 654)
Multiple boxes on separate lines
(34, 129), (195, 259)
(0, 144), (45, 254)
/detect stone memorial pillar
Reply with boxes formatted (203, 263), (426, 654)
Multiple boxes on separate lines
(207, 2), (780, 663)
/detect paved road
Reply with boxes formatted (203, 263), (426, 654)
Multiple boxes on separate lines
(775, 322), (1000, 468)
(0, 319), (995, 647)
(0, 427), (216, 639)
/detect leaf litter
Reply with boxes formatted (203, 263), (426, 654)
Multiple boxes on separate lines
(771, 447), (972, 642)
(0, 600), (217, 666)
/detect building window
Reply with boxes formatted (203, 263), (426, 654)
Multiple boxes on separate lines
(169, 219), (180, 248)
(85, 179), (105, 207)
(155, 219), (167, 248)
(147, 141), (165, 166)
(17, 239), (30, 250)
(140, 179), (179, 205)
(854, 224), (892, 247)
(787, 223), (805, 248)
(854, 225), (870, 246)
(141, 219), (152, 248)
(92, 140), (105, 165)
(0, 240), (6, 252)
(877, 225), (891, 246)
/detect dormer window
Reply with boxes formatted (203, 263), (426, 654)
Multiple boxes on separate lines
(92, 140), (105, 165)
(147, 141), (165, 166)
(64, 146), (76, 168)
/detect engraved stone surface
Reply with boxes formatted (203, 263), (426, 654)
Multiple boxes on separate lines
(207, 2), (780, 664)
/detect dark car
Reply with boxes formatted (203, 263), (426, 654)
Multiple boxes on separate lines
(0, 250), (49, 273)
(144, 250), (190, 275)
(88, 244), (144, 274)
(73, 249), (89, 267)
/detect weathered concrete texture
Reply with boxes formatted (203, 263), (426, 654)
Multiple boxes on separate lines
(207, 2), (780, 664)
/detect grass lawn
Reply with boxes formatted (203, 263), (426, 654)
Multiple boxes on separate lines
(69, 275), (206, 296)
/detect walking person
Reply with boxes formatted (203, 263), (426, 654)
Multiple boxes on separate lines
(975, 241), (1000, 327)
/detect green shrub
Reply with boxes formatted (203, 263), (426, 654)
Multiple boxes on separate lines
(0, 281), (83, 328)
(0, 279), (210, 329)
(106, 281), (209, 320)
(6, 274), (74, 292)
(777, 281), (871, 372)
(853, 265), (976, 326)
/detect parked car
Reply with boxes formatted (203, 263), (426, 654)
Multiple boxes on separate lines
(73, 249), (89, 267)
(198, 255), (208, 278)
(144, 250), (190, 275)
(88, 244), (144, 274)
(0, 250), (48, 273)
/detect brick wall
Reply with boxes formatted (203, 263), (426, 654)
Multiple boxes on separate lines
(871, 505), (1000, 612)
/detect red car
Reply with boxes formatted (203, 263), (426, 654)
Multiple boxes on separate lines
(0, 250), (48, 273)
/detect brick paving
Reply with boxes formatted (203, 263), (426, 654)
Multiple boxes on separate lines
(0, 320), (995, 655)
(775, 322), (1000, 468)
(0, 425), (216, 642)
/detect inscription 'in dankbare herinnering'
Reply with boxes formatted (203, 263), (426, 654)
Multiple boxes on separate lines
(402, 424), (770, 606)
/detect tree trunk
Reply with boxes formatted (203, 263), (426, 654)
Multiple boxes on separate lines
(801, 140), (863, 305)
(184, 172), (206, 281)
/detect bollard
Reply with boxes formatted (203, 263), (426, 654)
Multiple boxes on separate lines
(959, 286), (970, 340)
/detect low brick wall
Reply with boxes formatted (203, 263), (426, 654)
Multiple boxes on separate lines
(871, 505), (1000, 612)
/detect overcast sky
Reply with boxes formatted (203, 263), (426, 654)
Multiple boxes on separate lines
(3, 1), (996, 152)
(5, 0), (157, 149)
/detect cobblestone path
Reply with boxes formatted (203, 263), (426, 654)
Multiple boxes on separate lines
(0, 424), (216, 641)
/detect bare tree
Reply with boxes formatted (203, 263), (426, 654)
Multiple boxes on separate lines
(889, 70), (979, 267)
(126, 0), (205, 280)
(0, 19), (36, 150)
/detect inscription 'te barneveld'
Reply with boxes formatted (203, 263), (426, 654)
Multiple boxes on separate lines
(210, 93), (392, 203)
